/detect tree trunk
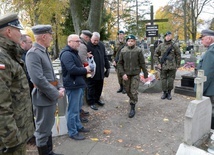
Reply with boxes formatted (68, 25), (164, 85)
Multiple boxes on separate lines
(69, 0), (83, 34)
(88, 0), (104, 32)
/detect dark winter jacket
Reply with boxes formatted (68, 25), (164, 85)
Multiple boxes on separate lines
(87, 41), (110, 80)
(59, 45), (87, 89)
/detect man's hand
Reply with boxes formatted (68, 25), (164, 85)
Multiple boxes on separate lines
(157, 64), (162, 69)
(113, 61), (116, 67)
(85, 66), (91, 73)
(1, 143), (22, 153)
(122, 74), (128, 81)
(87, 51), (93, 58)
(58, 88), (65, 98)
(104, 69), (110, 77)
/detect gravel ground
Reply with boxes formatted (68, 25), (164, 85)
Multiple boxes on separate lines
(27, 70), (194, 155)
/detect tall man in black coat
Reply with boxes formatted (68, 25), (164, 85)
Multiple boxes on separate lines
(87, 32), (110, 110)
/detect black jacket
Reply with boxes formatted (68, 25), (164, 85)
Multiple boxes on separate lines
(59, 45), (87, 89)
(87, 41), (110, 80)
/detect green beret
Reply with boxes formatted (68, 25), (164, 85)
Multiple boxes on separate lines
(32, 25), (53, 35)
(0, 12), (23, 29)
(199, 29), (214, 38)
(164, 31), (172, 37)
(126, 34), (136, 42)
(117, 30), (125, 35)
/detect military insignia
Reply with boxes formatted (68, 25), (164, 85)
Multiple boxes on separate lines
(0, 64), (5, 70)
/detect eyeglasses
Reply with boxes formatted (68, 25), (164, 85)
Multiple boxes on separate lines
(24, 41), (33, 44)
(69, 40), (81, 43)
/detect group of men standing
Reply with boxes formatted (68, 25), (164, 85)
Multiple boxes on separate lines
(1, 10), (214, 155)
(0, 12), (110, 155)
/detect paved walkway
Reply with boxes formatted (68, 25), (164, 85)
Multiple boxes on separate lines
(54, 138), (142, 155)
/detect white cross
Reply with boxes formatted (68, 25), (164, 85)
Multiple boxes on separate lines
(194, 70), (207, 100)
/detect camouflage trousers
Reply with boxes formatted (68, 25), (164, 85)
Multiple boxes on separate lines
(160, 69), (176, 91)
(1, 143), (26, 155)
(123, 75), (140, 104)
(116, 68), (123, 85)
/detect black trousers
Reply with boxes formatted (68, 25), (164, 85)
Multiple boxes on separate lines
(210, 96), (214, 129)
(87, 78), (104, 105)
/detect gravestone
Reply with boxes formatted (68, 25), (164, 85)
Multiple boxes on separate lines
(174, 71), (196, 97)
(176, 70), (212, 155)
(52, 58), (68, 136)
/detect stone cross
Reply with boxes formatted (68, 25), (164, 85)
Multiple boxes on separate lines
(194, 70), (207, 100)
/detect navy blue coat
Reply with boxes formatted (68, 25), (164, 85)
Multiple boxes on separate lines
(197, 44), (214, 96)
(59, 45), (87, 90)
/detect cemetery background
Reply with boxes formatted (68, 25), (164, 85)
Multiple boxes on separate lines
(27, 44), (210, 154)
(27, 69), (196, 155)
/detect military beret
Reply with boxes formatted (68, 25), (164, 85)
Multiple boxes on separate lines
(81, 30), (92, 38)
(32, 25), (53, 35)
(126, 34), (136, 42)
(0, 12), (23, 30)
(164, 31), (172, 37)
(117, 30), (125, 35)
(199, 29), (214, 38)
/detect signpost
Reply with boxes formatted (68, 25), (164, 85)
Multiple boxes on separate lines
(146, 25), (158, 37)
(142, 5), (168, 70)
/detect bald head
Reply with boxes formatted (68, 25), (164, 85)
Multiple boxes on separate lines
(67, 34), (81, 50)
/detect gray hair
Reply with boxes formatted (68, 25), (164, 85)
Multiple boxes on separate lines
(92, 32), (100, 38)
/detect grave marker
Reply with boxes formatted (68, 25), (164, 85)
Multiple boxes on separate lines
(176, 69), (212, 155)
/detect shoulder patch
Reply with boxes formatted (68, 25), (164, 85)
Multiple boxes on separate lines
(0, 64), (5, 70)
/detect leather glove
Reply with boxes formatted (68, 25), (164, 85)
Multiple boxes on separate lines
(104, 69), (110, 77)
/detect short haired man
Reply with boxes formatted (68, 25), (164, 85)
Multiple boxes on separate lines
(87, 32), (111, 110)
(197, 29), (214, 129)
(0, 12), (34, 154)
(20, 34), (34, 95)
(60, 34), (91, 140)
(117, 34), (148, 118)
(20, 34), (33, 61)
(26, 25), (64, 155)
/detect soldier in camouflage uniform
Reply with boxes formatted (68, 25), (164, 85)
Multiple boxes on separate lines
(113, 30), (126, 94)
(117, 34), (148, 118)
(0, 13), (34, 155)
(154, 31), (181, 100)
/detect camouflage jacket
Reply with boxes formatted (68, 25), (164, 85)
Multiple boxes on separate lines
(0, 36), (34, 150)
(113, 39), (126, 63)
(117, 45), (148, 78)
(154, 40), (181, 70)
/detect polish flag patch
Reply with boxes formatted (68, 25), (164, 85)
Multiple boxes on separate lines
(0, 64), (5, 70)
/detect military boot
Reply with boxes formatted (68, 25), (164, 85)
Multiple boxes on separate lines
(117, 84), (123, 93)
(161, 91), (167, 99)
(47, 136), (63, 155)
(37, 145), (49, 155)
(129, 103), (135, 118)
(167, 90), (172, 100)
(122, 88), (126, 94)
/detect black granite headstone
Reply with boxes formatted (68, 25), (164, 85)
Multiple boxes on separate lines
(174, 72), (196, 97)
